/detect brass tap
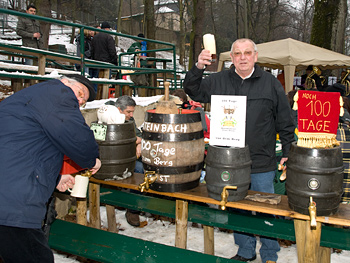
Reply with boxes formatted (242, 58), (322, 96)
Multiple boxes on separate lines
(80, 170), (92, 178)
(309, 196), (317, 229)
(220, 185), (238, 210)
(138, 171), (158, 192)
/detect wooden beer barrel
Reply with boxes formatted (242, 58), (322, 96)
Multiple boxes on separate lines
(286, 142), (344, 216)
(94, 121), (137, 180)
(141, 109), (205, 192)
(205, 145), (251, 201)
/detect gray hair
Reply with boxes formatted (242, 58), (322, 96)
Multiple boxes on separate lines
(115, 95), (136, 111)
(230, 38), (257, 53)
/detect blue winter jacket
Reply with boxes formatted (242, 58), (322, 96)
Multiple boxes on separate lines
(0, 79), (99, 229)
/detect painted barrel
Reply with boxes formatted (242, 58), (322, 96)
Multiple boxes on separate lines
(94, 121), (137, 180)
(205, 145), (252, 201)
(141, 109), (205, 192)
(286, 142), (344, 216)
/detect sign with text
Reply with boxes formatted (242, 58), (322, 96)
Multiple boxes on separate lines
(297, 90), (340, 135)
(210, 95), (247, 147)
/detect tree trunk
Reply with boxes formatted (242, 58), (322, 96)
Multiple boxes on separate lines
(35, 0), (52, 49)
(129, 0), (133, 35)
(189, 0), (205, 69)
(144, 0), (155, 57)
(331, 0), (347, 53)
(310, 0), (340, 50)
(179, 0), (185, 67)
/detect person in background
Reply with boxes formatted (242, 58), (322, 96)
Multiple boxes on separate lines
(75, 29), (94, 75)
(302, 65), (323, 91)
(127, 33), (147, 67)
(0, 74), (101, 263)
(115, 95), (144, 227)
(16, 4), (44, 65)
(91, 21), (118, 66)
(183, 38), (295, 263)
(277, 70), (285, 91)
(90, 21), (118, 95)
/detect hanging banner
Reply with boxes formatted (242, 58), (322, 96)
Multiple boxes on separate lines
(210, 95), (247, 147)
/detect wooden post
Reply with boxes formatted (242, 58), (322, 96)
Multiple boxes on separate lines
(294, 219), (323, 263)
(12, 78), (23, 93)
(37, 54), (46, 75)
(101, 69), (110, 99)
(76, 198), (87, 226)
(106, 204), (118, 233)
(175, 200), (188, 249)
(203, 225), (214, 255)
(88, 182), (101, 229)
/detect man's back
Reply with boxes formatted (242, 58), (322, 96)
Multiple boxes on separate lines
(92, 31), (118, 65)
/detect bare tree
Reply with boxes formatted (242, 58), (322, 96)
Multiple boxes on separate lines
(311, 0), (341, 50)
(179, 0), (186, 66)
(188, 0), (206, 69)
(331, 0), (347, 53)
(144, 0), (155, 57)
(33, 0), (52, 49)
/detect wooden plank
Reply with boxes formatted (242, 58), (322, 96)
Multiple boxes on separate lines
(49, 219), (235, 263)
(89, 174), (350, 227)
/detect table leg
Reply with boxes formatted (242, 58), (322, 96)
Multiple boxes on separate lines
(294, 219), (322, 263)
(76, 198), (87, 226)
(203, 225), (214, 255)
(106, 204), (118, 233)
(319, 247), (331, 263)
(88, 182), (101, 229)
(175, 200), (188, 249)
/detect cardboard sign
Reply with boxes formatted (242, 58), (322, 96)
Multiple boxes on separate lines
(297, 90), (340, 135)
(210, 95), (247, 147)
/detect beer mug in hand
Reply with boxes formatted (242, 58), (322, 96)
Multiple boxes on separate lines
(203, 34), (216, 62)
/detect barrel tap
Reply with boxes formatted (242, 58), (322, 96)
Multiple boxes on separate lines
(309, 196), (317, 229)
(220, 185), (237, 210)
(138, 171), (158, 192)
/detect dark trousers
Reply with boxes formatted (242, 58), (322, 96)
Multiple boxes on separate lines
(0, 225), (54, 263)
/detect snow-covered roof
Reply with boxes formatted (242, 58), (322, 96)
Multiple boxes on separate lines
(156, 6), (174, 14)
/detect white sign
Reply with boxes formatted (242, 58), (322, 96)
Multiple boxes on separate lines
(210, 95), (247, 147)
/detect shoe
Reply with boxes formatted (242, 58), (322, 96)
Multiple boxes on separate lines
(125, 210), (140, 227)
(231, 254), (257, 262)
(266, 261), (276, 263)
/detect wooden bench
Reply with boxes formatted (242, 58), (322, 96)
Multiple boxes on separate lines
(49, 219), (234, 263)
(98, 186), (350, 251)
(63, 173), (350, 263)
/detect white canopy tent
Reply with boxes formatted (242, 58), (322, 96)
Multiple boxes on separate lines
(217, 38), (350, 92)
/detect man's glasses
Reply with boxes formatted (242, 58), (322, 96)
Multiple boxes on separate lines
(232, 50), (255, 57)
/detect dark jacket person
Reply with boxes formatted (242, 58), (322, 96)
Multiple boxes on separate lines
(91, 21), (118, 65)
(0, 75), (101, 262)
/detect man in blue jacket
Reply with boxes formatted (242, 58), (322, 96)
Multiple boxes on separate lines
(0, 74), (101, 263)
(184, 38), (295, 263)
